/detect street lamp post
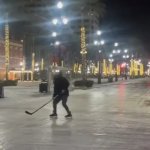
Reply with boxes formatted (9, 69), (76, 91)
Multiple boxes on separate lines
(97, 41), (105, 84)
(5, 13), (10, 80)
(123, 53), (129, 80)
(98, 50), (102, 84)
(108, 58), (114, 82)
(113, 42), (119, 81)
(95, 30), (104, 84)
(20, 62), (23, 81)
(31, 52), (35, 81)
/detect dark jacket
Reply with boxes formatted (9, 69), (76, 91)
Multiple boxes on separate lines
(53, 75), (70, 97)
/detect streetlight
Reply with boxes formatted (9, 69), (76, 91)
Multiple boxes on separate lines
(109, 54), (113, 58)
(52, 18), (58, 25)
(98, 50), (102, 84)
(122, 54), (129, 80)
(20, 62), (23, 67)
(62, 17), (68, 25)
(97, 39), (105, 84)
(94, 40), (98, 45)
(97, 30), (102, 36)
(114, 42), (119, 47)
(55, 41), (60, 46)
(124, 49), (128, 53)
(109, 58), (114, 62)
(117, 49), (121, 53)
(123, 55), (129, 59)
(100, 40), (105, 45)
(52, 32), (57, 37)
(35, 63), (39, 67)
(99, 50), (102, 53)
(113, 50), (116, 54)
(57, 1), (63, 9)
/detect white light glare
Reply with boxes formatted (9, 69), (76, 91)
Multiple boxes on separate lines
(35, 63), (39, 67)
(57, 1), (63, 9)
(52, 32), (57, 37)
(109, 59), (114, 62)
(99, 50), (102, 53)
(113, 50), (116, 54)
(124, 49), (128, 53)
(94, 40), (98, 45)
(117, 50), (121, 53)
(100, 40), (105, 45)
(52, 18), (58, 25)
(62, 17), (68, 25)
(55, 69), (60, 73)
(55, 41), (60, 46)
(114, 43), (119, 47)
(97, 30), (102, 36)
(109, 54), (113, 58)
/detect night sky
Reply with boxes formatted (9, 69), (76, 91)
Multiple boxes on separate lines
(1, 0), (150, 58)
(101, 0), (150, 57)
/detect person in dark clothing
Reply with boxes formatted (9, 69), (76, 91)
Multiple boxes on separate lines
(50, 72), (72, 118)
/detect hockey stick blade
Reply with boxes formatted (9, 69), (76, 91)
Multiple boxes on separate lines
(25, 111), (33, 115)
(25, 95), (58, 116)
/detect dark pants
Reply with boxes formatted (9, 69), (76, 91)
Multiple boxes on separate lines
(53, 95), (71, 115)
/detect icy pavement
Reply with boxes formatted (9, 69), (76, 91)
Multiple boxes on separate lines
(0, 78), (150, 150)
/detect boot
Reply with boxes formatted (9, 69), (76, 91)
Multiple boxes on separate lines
(50, 113), (57, 118)
(65, 112), (72, 118)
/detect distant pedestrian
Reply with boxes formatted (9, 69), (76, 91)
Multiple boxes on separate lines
(50, 72), (72, 118)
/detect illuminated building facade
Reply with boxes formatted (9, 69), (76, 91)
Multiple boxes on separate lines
(0, 39), (23, 80)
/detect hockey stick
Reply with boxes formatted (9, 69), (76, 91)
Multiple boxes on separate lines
(25, 95), (58, 115)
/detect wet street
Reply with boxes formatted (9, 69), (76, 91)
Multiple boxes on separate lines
(0, 78), (150, 150)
